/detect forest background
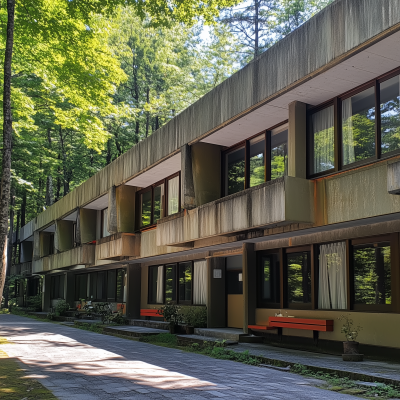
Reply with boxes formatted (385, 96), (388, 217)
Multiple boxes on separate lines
(4, 0), (332, 265)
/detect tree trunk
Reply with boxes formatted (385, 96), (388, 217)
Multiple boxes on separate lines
(254, 0), (259, 58)
(145, 87), (150, 138)
(46, 128), (53, 206)
(4, 189), (15, 308)
(0, 0), (15, 301)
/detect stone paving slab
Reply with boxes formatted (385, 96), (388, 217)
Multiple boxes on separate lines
(104, 325), (166, 337)
(231, 342), (400, 385)
(0, 314), (358, 400)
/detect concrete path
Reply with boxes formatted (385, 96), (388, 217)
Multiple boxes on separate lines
(0, 314), (357, 400)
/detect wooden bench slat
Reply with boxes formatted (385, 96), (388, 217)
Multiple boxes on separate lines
(268, 317), (333, 326)
(269, 321), (334, 332)
(140, 309), (161, 317)
(248, 325), (276, 331)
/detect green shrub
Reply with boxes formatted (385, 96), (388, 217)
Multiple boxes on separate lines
(184, 306), (207, 328)
(140, 333), (177, 345)
(27, 294), (42, 312)
(55, 300), (70, 316)
(158, 303), (183, 325)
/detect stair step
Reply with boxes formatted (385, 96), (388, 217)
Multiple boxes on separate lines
(129, 319), (169, 330)
(239, 335), (264, 343)
(177, 335), (238, 347)
(194, 328), (245, 341)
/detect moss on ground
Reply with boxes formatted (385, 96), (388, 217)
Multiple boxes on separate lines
(0, 348), (56, 399)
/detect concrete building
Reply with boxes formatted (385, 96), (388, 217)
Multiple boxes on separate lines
(10, 0), (400, 358)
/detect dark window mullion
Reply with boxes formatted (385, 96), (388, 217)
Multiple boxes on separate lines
(265, 130), (272, 181)
(375, 80), (382, 159)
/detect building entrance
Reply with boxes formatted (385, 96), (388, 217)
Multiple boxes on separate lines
(226, 255), (243, 329)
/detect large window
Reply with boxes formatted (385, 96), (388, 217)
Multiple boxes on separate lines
(308, 69), (400, 177)
(51, 274), (65, 300)
(286, 250), (311, 308)
(258, 253), (280, 308)
(148, 261), (206, 305)
(353, 240), (391, 309)
(137, 173), (180, 229)
(223, 126), (287, 196)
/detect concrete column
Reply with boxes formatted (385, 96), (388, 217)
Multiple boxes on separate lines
(108, 186), (118, 234)
(243, 243), (256, 334)
(288, 101), (307, 179)
(96, 211), (101, 240)
(181, 144), (196, 209)
(125, 265), (141, 319)
(80, 208), (97, 243)
(75, 208), (81, 246)
(56, 220), (74, 252)
(116, 185), (137, 233)
(65, 272), (75, 306)
(191, 142), (222, 206)
(42, 274), (51, 311)
(33, 231), (40, 260)
(206, 257), (226, 328)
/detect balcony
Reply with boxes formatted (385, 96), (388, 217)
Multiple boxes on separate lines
(32, 244), (95, 273)
(95, 233), (140, 261)
(10, 262), (32, 276)
(156, 176), (314, 246)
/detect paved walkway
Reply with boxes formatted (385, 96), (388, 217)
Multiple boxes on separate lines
(0, 314), (357, 400)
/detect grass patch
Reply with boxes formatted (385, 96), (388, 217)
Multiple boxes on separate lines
(0, 308), (10, 314)
(291, 363), (400, 399)
(140, 333), (178, 346)
(0, 350), (56, 399)
(73, 322), (105, 334)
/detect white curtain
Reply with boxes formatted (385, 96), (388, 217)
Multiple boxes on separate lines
(318, 242), (347, 310)
(312, 106), (334, 173)
(193, 260), (207, 305)
(168, 176), (179, 215)
(156, 266), (164, 304)
(342, 98), (355, 165)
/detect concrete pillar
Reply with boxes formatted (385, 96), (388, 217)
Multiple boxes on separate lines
(181, 144), (196, 209)
(42, 274), (51, 311)
(116, 185), (137, 233)
(125, 264), (141, 319)
(243, 243), (256, 334)
(207, 257), (226, 328)
(108, 186), (118, 234)
(191, 143), (222, 206)
(96, 210), (101, 240)
(80, 208), (97, 243)
(56, 220), (74, 252)
(288, 101), (307, 179)
(65, 272), (75, 306)
(33, 231), (40, 260)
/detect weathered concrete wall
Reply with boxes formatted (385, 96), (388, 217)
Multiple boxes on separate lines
(10, 262), (32, 276)
(22, 0), (400, 234)
(116, 185), (137, 233)
(181, 144), (196, 209)
(140, 229), (189, 259)
(191, 143), (221, 207)
(95, 233), (139, 261)
(108, 186), (118, 234)
(56, 220), (74, 253)
(157, 176), (314, 246)
(80, 208), (97, 244)
(39, 232), (53, 258)
(20, 220), (34, 242)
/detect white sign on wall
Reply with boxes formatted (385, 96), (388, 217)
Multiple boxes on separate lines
(213, 269), (222, 279)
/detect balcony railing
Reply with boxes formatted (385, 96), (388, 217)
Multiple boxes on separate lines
(156, 176), (314, 247)
(95, 233), (139, 261)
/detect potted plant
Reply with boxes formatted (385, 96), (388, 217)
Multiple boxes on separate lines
(184, 306), (207, 334)
(158, 303), (183, 334)
(339, 314), (363, 361)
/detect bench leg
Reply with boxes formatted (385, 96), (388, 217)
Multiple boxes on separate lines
(277, 327), (282, 342)
(313, 330), (319, 345)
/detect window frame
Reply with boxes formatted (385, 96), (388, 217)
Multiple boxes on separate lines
(257, 250), (281, 309)
(136, 172), (181, 231)
(307, 66), (400, 179)
(222, 121), (288, 196)
(147, 261), (194, 305)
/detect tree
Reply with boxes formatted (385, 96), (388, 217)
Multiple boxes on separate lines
(0, 0), (240, 300)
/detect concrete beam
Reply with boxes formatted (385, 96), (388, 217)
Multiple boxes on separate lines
(181, 144), (196, 210)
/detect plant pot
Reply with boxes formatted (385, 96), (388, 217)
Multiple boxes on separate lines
(343, 341), (359, 355)
(169, 324), (177, 334)
(186, 326), (194, 335)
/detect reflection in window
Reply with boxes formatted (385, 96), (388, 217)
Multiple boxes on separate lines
(342, 87), (376, 165)
(271, 129), (288, 179)
(140, 191), (152, 227)
(167, 176), (179, 215)
(165, 264), (177, 302)
(226, 147), (245, 195)
(116, 269), (125, 302)
(287, 251), (311, 305)
(381, 75), (400, 154)
(310, 106), (335, 174)
(153, 184), (164, 222)
(178, 262), (192, 302)
(353, 242), (391, 305)
(259, 254), (280, 306)
(249, 135), (265, 187)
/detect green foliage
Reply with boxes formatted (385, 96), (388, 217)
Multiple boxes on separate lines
(55, 300), (70, 316)
(74, 322), (104, 334)
(184, 306), (207, 328)
(140, 333), (178, 345)
(339, 314), (362, 342)
(93, 302), (113, 323)
(158, 303), (183, 325)
(27, 294), (42, 312)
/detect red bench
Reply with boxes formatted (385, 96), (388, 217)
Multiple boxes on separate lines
(140, 309), (161, 319)
(249, 316), (333, 343)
